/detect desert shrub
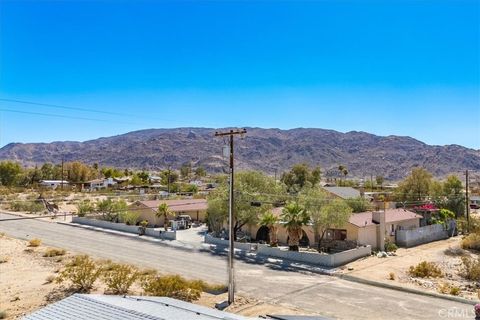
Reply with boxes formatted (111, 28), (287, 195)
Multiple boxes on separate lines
(43, 248), (66, 257)
(56, 255), (103, 292)
(28, 238), (42, 247)
(0, 310), (6, 319)
(102, 263), (139, 294)
(141, 275), (202, 302)
(119, 211), (140, 225)
(0, 232), (6, 237)
(76, 200), (95, 217)
(385, 241), (398, 253)
(188, 280), (228, 294)
(0, 256), (8, 263)
(10, 201), (44, 213)
(444, 246), (467, 256)
(461, 233), (480, 251)
(408, 261), (443, 278)
(461, 256), (480, 281)
(388, 272), (396, 280)
(449, 286), (461, 296)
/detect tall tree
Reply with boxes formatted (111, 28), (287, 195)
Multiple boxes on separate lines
(280, 202), (310, 251)
(316, 199), (352, 251)
(157, 203), (172, 231)
(259, 211), (279, 246)
(207, 171), (286, 240)
(299, 186), (329, 244)
(396, 167), (433, 201)
(281, 163), (321, 193)
(441, 175), (465, 217)
(0, 161), (22, 187)
(375, 175), (384, 189)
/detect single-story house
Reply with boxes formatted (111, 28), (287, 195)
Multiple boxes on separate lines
(321, 187), (361, 199)
(346, 208), (422, 249)
(23, 294), (253, 320)
(247, 208), (422, 250)
(39, 180), (69, 189)
(129, 198), (208, 227)
(85, 178), (117, 191)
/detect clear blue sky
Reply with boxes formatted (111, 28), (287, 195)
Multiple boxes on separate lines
(0, 0), (479, 148)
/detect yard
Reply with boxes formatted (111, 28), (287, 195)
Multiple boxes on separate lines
(340, 236), (479, 301)
(0, 234), (308, 319)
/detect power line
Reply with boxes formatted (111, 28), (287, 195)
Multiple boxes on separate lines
(0, 108), (138, 125)
(0, 98), (132, 117)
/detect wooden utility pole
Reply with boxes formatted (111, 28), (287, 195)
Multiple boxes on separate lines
(61, 156), (65, 190)
(214, 128), (246, 305)
(167, 165), (171, 196)
(466, 170), (470, 232)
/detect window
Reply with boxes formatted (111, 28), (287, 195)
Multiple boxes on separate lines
(326, 229), (347, 240)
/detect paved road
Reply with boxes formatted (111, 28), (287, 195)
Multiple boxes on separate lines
(0, 213), (474, 319)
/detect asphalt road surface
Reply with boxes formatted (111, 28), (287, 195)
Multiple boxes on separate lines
(0, 212), (475, 320)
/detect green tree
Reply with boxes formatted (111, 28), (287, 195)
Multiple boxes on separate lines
(259, 211), (279, 246)
(65, 161), (96, 183)
(280, 202), (310, 251)
(299, 186), (329, 244)
(281, 163), (321, 193)
(180, 162), (192, 180)
(441, 175), (465, 217)
(345, 197), (370, 213)
(101, 167), (122, 179)
(316, 199), (352, 251)
(338, 165), (348, 186)
(96, 199), (127, 222)
(376, 175), (384, 189)
(396, 167), (433, 201)
(0, 161), (22, 186)
(194, 166), (206, 178)
(207, 171), (286, 240)
(157, 203), (172, 231)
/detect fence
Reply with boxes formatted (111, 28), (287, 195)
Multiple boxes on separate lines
(72, 217), (176, 240)
(204, 234), (371, 267)
(395, 224), (448, 248)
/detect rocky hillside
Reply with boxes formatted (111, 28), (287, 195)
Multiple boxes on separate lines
(1, 127), (479, 180)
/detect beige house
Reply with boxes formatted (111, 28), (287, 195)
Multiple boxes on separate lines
(247, 208), (421, 250)
(129, 199), (207, 227)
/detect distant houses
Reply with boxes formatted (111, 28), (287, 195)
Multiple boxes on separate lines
(39, 180), (69, 189)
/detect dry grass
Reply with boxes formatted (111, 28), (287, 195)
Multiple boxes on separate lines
(0, 256), (9, 264)
(408, 261), (443, 278)
(388, 272), (396, 280)
(43, 248), (67, 257)
(28, 238), (42, 247)
(461, 233), (480, 251)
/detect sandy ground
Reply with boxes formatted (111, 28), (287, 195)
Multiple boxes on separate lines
(0, 235), (307, 319)
(340, 236), (479, 300)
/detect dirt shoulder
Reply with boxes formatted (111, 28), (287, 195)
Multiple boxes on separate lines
(339, 236), (479, 301)
(0, 234), (307, 319)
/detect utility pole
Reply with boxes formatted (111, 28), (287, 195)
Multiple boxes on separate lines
(61, 156), (65, 190)
(167, 165), (171, 196)
(214, 128), (246, 305)
(466, 170), (470, 233)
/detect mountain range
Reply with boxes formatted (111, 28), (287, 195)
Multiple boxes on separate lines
(1, 127), (479, 180)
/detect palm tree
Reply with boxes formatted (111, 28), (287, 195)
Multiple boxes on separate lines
(338, 165), (348, 186)
(280, 202), (310, 251)
(259, 211), (279, 247)
(156, 203), (171, 231)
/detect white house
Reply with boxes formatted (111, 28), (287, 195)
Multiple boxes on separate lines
(39, 180), (69, 189)
(85, 178), (116, 191)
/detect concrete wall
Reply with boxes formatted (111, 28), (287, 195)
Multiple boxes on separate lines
(72, 217), (176, 240)
(357, 225), (378, 249)
(396, 224), (448, 248)
(256, 244), (371, 267)
(386, 218), (420, 244)
(204, 234), (256, 251)
(205, 234), (371, 267)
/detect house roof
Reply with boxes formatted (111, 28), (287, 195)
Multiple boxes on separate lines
(322, 187), (361, 199)
(349, 209), (422, 227)
(23, 294), (255, 320)
(133, 199), (208, 212)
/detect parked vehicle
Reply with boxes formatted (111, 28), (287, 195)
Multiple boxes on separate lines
(175, 215), (192, 229)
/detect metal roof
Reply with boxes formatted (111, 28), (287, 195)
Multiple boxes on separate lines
(23, 294), (256, 320)
(322, 187), (361, 199)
